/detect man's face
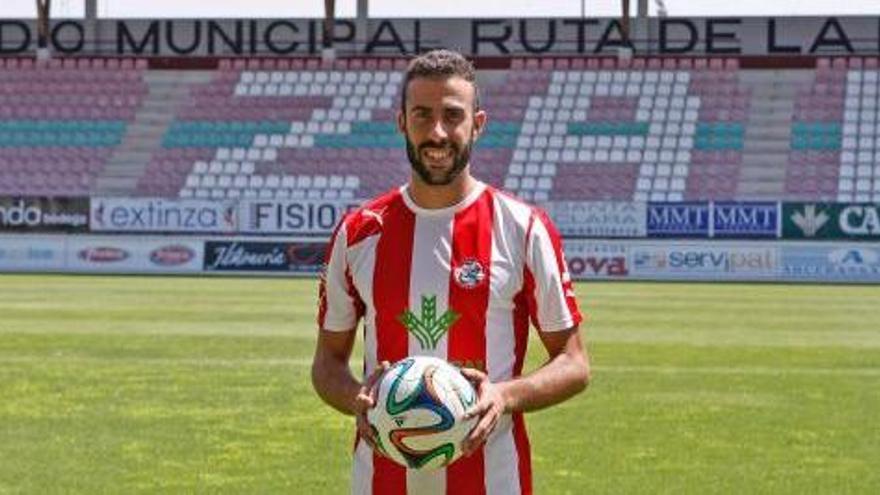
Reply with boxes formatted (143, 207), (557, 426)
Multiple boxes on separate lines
(398, 76), (486, 186)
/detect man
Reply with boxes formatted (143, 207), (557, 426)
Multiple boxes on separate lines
(312, 49), (590, 495)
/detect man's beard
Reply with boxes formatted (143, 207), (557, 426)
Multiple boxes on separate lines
(405, 133), (474, 186)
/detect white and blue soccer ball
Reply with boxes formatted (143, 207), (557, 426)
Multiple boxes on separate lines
(367, 356), (478, 470)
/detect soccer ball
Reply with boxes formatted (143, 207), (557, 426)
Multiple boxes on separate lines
(367, 356), (478, 470)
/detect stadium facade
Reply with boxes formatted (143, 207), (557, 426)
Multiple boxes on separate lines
(1, 15), (879, 282)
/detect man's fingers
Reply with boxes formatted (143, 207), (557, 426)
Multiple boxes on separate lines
(464, 398), (490, 419)
(459, 367), (486, 383)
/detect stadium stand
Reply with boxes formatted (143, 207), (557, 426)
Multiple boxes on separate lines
(0, 58), (146, 196)
(4, 56), (880, 203)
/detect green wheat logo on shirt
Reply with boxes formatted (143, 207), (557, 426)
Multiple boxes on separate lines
(397, 295), (460, 350)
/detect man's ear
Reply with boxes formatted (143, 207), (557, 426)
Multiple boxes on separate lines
(397, 110), (406, 134)
(473, 109), (488, 138)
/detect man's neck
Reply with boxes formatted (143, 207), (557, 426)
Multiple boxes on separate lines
(407, 171), (478, 210)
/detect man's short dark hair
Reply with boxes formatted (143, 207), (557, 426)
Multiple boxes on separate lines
(400, 49), (480, 111)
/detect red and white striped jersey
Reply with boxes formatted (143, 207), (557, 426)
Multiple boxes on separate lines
(318, 181), (582, 495)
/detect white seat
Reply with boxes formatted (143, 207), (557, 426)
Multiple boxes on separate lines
(233, 175), (249, 189)
(297, 175), (313, 189)
(193, 161), (209, 174)
(201, 174), (218, 188)
(265, 175), (281, 189)
(344, 176), (360, 189)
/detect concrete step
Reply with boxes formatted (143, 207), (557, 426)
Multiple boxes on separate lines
(743, 141), (791, 152)
(110, 150), (152, 163)
(738, 69), (813, 83)
(93, 176), (139, 189)
(748, 100), (795, 112)
(744, 127), (791, 140)
(736, 182), (787, 198)
(143, 70), (214, 84)
(738, 165), (787, 180)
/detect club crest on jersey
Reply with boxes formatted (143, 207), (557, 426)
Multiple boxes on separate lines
(454, 259), (487, 289)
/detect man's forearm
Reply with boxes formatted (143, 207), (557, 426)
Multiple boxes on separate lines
(497, 351), (590, 413)
(311, 354), (362, 416)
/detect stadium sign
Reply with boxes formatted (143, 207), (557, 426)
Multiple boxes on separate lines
(630, 243), (778, 280)
(204, 241), (326, 273)
(239, 199), (359, 235)
(0, 197), (89, 232)
(90, 197), (237, 233)
(542, 201), (646, 238)
(646, 202), (710, 238)
(65, 236), (204, 273)
(781, 244), (880, 282)
(783, 203), (880, 240)
(3, 16), (880, 56)
(712, 202), (779, 239)
(0, 235), (66, 271)
(563, 240), (629, 280)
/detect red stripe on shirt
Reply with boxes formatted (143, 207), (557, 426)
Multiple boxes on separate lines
(371, 192), (412, 495)
(445, 189), (493, 495)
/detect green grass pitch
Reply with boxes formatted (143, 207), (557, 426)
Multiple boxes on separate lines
(1, 274), (878, 494)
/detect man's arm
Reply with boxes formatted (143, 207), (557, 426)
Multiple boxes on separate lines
(311, 328), (361, 416)
(498, 325), (590, 413)
(460, 325), (589, 455)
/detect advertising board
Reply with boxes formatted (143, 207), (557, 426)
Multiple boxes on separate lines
(646, 202), (710, 238)
(203, 240), (326, 273)
(0, 196), (89, 233)
(782, 203), (880, 240)
(0, 235), (67, 271)
(781, 244), (880, 282)
(237, 199), (359, 235)
(629, 242), (779, 280)
(66, 236), (204, 273)
(563, 240), (630, 280)
(90, 198), (238, 233)
(712, 202), (778, 238)
(542, 201), (646, 238)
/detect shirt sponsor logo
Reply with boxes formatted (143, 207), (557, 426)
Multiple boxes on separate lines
(78, 247), (129, 263)
(397, 295), (459, 350)
(453, 259), (487, 289)
(149, 245), (196, 266)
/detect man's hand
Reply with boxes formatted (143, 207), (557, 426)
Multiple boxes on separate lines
(354, 361), (390, 455)
(460, 367), (508, 457)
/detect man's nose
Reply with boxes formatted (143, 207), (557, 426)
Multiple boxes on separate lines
(427, 119), (449, 141)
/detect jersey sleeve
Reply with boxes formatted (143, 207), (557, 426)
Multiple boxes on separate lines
(524, 209), (583, 332)
(317, 219), (364, 332)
